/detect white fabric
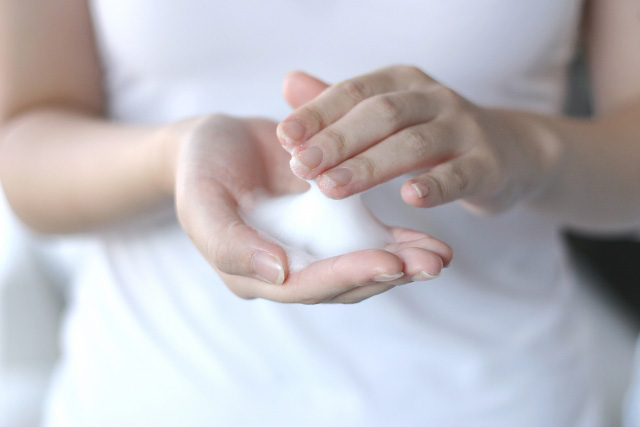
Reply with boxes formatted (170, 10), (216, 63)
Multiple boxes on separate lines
(243, 183), (391, 271)
(43, 1), (601, 426)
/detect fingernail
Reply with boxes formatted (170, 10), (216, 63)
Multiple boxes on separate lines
(373, 272), (404, 282)
(323, 168), (353, 187)
(293, 146), (323, 171)
(411, 271), (440, 281)
(412, 182), (428, 199)
(252, 251), (285, 285)
(278, 120), (306, 145)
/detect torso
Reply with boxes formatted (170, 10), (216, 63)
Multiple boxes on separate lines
(44, 1), (599, 426)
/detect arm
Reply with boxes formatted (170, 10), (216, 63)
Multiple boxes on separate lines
(0, 0), (170, 233)
(533, 0), (640, 231)
(277, 0), (640, 233)
(0, 0), (452, 303)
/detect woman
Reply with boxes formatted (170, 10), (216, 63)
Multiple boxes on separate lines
(1, 0), (639, 425)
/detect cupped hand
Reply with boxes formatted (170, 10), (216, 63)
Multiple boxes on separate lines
(164, 113), (452, 304)
(277, 66), (559, 214)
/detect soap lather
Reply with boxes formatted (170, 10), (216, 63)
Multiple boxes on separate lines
(243, 182), (392, 272)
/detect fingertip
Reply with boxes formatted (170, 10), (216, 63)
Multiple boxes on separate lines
(401, 180), (441, 208)
(251, 250), (286, 285)
(372, 272), (405, 282)
(316, 176), (346, 199)
(394, 247), (443, 283)
(277, 119), (308, 149)
(289, 154), (311, 179)
(260, 239), (291, 280)
(282, 70), (304, 100)
(283, 70), (327, 88)
(401, 181), (428, 207)
(276, 122), (295, 152)
(228, 224), (290, 285)
(368, 249), (405, 279)
(440, 243), (454, 269)
(369, 251), (409, 286)
(411, 270), (441, 282)
(283, 69), (304, 82)
(282, 70), (330, 111)
(335, 249), (404, 284)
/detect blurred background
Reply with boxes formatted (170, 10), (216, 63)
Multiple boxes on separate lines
(0, 53), (638, 426)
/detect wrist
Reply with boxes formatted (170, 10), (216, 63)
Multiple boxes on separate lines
(151, 118), (197, 197)
(149, 124), (178, 196)
(489, 108), (565, 204)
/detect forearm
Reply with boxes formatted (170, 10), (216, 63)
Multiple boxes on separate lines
(518, 100), (640, 232)
(0, 107), (172, 233)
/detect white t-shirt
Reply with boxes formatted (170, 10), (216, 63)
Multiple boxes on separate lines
(45, 1), (601, 426)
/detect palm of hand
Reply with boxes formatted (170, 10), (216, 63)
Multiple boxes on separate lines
(173, 115), (451, 304)
(176, 116), (306, 207)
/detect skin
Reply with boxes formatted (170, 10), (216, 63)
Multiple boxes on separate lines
(277, 0), (640, 234)
(170, 115), (451, 303)
(279, 67), (640, 233)
(0, 0), (451, 304)
(0, 0), (638, 301)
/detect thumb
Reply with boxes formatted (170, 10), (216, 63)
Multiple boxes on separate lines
(282, 70), (329, 109)
(177, 185), (289, 285)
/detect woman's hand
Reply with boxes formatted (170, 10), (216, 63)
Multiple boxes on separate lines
(164, 114), (452, 304)
(277, 66), (560, 214)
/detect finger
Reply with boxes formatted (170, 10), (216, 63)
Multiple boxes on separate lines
(389, 226), (436, 243)
(277, 66), (431, 150)
(324, 283), (396, 304)
(329, 245), (448, 303)
(253, 249), (405, 304)
(288, 91), (439, 180)
(385, 236), (453, 268)
(314, 121), (456, 198)
(393, 247), (444, 281)
(178, 183), (289, 285)
(282, 70), (329, 109)
(401, 155), (493, 208)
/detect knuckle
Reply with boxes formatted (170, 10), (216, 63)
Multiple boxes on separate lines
(443, 243), (454, 261)
(206, 113), (233, 126)
(336, 79), (370, 104)
(432, 84), (460, 108)
(403, 128), (430, 156)
(350, 155), (377, 180)
(302, 105), (328, 131)
(394, 65), (428, 86)
(449, 163), (471, 194)
(323, 127), (349, 155)
(372, 94), (404, 123)
(197, 115), (243, 141)
(428, 176), (446, 201)
(209, 220), (243, 273)
(399, 64), (423, 78)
